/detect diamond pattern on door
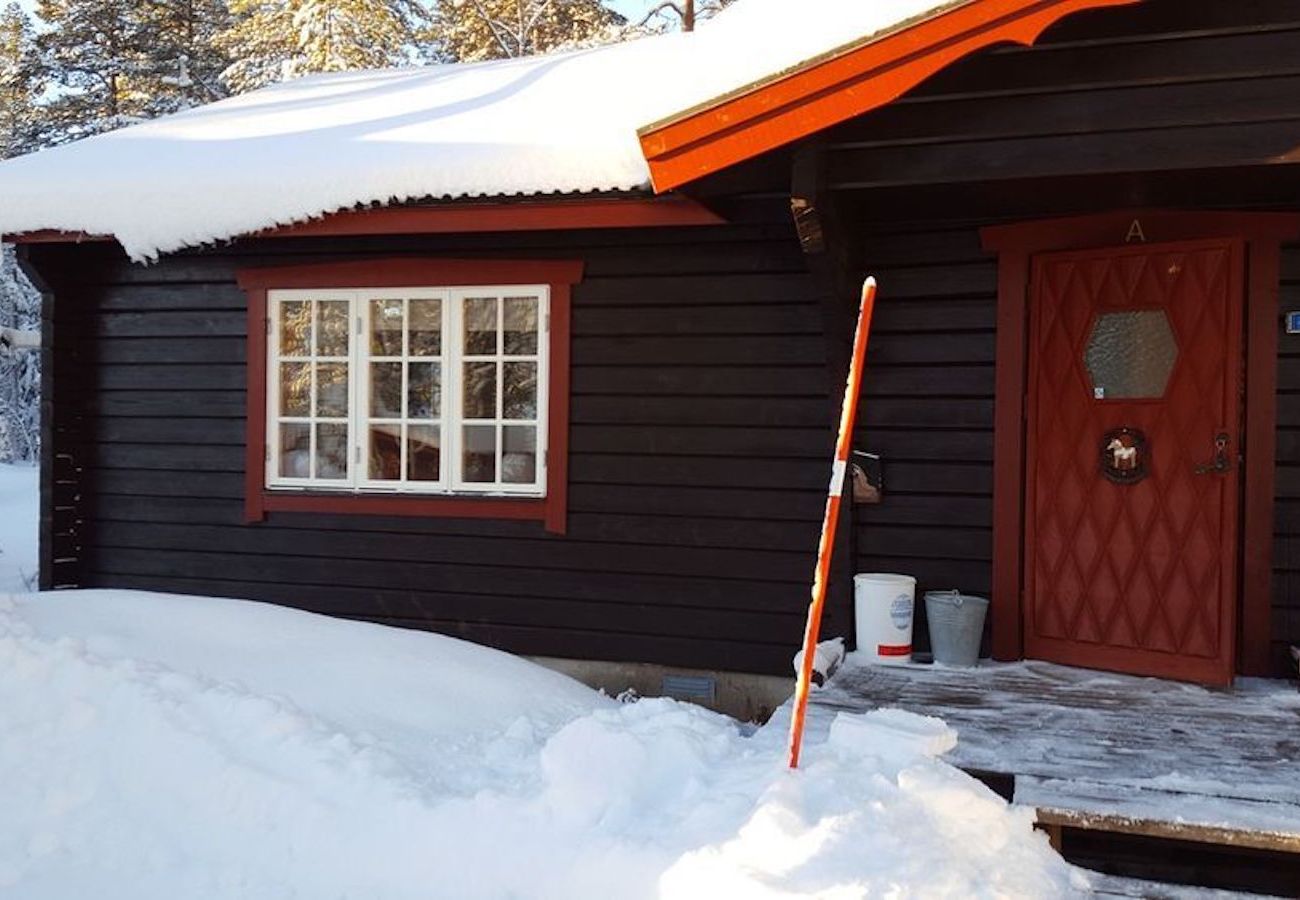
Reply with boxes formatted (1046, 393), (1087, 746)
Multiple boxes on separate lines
(1025, 240), (1242, 685)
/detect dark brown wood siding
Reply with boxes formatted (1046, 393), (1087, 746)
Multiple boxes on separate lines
(852, 227), (995, 654)
(820, 0), (1300, 195)
(24, 226), (852, 675)
(1273, 243), (1300, 669)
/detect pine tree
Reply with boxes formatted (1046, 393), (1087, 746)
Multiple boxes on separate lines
(0, 3), (42, 157)
(0, 4), (40, 462)
(430, 0), (624, 63)
(140, 0), (234, 110)
(34, 0), (151, 144)
(218, 0), (429, 93)
(0, 245), (39, 463)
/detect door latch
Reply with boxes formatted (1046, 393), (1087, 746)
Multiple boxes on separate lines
(1194, 433), (1232, 475)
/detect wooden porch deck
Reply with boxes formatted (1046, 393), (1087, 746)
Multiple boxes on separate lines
(802, 660), (1300, 855)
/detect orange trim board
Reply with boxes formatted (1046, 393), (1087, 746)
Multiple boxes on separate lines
(5, 197), (724, 246)
(638, 0), (1141, 192)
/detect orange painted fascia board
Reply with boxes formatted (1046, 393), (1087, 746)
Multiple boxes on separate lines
(639, 0), (1141, 192)
(6, 196), (725, 248)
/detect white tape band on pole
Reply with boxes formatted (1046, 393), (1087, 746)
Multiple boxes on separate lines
(828, 459), (847, 497)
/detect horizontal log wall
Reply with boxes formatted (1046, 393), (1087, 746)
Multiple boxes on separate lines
(851, 228), (995, 655)
(822, 0), (1300, 193)
(27, 226), (853, 675)
(1273, 244), (1300, 670)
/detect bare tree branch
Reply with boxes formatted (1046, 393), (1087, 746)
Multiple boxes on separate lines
(635, 1), (685, 29)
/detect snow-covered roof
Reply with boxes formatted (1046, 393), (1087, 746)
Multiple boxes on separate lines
(0, 0), (954, 260)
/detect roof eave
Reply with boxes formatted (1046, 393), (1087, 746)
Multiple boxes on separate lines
(637, 0), (1142, 193)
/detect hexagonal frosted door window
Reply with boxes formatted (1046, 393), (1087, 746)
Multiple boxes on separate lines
(1084, 310), (1177, 400)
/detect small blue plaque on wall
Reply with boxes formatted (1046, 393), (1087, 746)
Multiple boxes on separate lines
(1288, 312), (1300, 335)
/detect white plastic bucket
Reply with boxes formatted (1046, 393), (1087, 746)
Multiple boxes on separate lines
(854, 573), (916, 665)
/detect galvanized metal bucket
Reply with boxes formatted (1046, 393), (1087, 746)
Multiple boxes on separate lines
(924, 591), (989, 667)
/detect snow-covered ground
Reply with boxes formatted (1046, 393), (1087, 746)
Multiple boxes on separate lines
(0, 465), (1087, 898)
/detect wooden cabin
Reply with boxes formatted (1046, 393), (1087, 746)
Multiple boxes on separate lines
(9, 0), (1300, 695)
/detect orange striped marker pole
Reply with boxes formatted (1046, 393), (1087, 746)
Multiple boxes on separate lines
(788, 276), (878, 769)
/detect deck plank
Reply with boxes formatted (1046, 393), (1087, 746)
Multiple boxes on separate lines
(801, 660), (1300, 841)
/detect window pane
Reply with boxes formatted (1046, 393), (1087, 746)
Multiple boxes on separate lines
(502, 362), (537, 420)
(364, 426), (397, 481)
(1084, 310), (1178, 400)
(279, 301), (311, 356)
(407, 425), (441, 481)
(407, 362), (441, 420)
(316, 363), (349, 418)
(316, 423), (348, 479)
(280, 362), (311, 417)
(463, 361), (496, 419)
(370, 298), (404, 356)
(278, 423), (311, 478)
(370, 362), (402, 418)
(462, 425), (496, 483)
(464, 297), (498, 355)
(502, 426), (537, 485)
(409, 298), (442, 356)
(316, 300), (350, 357)
(503, 296), (538, 356)
(368, 424), (401, 480)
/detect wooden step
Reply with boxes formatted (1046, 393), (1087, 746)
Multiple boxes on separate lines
(1088, 871), (1287, 899)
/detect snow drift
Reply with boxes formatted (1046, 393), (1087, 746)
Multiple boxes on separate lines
(0, 589), (1086, 898)
(0, 0), (956, 260)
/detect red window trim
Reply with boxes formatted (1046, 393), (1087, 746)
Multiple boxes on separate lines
(239, 257), (582, 536)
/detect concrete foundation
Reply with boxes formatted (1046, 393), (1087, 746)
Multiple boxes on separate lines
(530, 656), (793, 723)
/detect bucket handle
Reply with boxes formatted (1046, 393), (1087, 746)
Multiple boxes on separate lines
(933, 589), (963, 607)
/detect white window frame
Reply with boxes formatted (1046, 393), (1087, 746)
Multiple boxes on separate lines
(265, 285), (550, 498)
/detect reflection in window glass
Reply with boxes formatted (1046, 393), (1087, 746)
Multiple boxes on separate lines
(279, 423), (311, 478)
(464, 297), (498, 355)
(369, 424), (401, 481)
(503, 297), (538, 355)
(409, 299), (442, 356)
(502, 426), (536, 484)
(316, 301), (350, 356)
(370, 362), (403, 418)
(316, 363), (349, 418)
(371, 299), (404, 356)
(503, 362), (537, 419)
(408, 426), (441, 481)
(463, 424), (496, 482)
(463, 361), (497, 419)
(316, 423), (349, 479)
(407, 362), (441, 420)
(280, 362), (311, 417)
(280, 301), (311, 356)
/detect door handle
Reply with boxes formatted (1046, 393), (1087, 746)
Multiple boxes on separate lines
(1194, 433), (1232, 475)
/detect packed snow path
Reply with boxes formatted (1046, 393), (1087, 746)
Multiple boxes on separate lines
(0, 590), (1086, 898)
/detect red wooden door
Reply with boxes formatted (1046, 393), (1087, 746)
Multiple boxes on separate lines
(1025, 239), (1243, 685)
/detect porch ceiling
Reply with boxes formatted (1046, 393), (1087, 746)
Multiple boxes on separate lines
(638, 0), (1141, 192)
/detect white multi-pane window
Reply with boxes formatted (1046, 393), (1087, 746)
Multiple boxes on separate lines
(266, 286), (549, 496)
